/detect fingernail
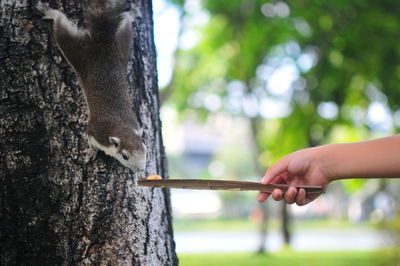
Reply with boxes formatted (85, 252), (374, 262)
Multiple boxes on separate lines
(256, 193), (262, 202)
(261, 176), (268, 184)
(257, 193), (267, 202)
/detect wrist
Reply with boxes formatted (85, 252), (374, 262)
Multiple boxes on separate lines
(314, 144), (343, 182)
(319, 142), (365, 181)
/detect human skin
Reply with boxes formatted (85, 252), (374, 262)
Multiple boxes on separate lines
(256, 135), (400, 206)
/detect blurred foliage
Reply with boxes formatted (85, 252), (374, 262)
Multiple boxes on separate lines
(380, 210), (400, 245)
(164, 0), (400, 193)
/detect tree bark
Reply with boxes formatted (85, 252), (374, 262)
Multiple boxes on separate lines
(0, 0), (177, 265)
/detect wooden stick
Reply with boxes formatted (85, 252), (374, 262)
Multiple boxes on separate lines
(138, 179), (324, 194)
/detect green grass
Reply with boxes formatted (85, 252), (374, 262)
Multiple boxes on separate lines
(173, 218), (374, 232)
(178, 250), (398, 266)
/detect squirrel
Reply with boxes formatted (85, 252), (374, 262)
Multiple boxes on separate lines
(37, 1), (146, 171)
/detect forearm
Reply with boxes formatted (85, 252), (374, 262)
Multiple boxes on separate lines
(322, 135), (400, 181)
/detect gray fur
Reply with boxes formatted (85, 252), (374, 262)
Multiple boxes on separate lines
(37, 1), (146, 171)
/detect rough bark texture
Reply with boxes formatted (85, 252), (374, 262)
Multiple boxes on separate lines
(0, 0), (177, 265)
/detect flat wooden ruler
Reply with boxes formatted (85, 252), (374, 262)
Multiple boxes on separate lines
(138, 179), (324, 194)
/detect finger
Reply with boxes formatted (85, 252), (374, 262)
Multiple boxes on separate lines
(262, 157), (290, 184)
(284, 186), (297, 204)
(304, 192), (323, 205)
(295, 188), (306, 206)
(257, 192), (270, 203)
(271, 188), (283, 201)
(266, 173), (287, 186)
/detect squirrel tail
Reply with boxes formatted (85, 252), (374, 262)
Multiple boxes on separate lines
(85, 0), (127, 39)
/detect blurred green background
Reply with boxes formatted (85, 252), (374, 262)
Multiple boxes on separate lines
(153, 0), (400, 264)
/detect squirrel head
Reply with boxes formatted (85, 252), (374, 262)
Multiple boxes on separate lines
(107, 130), (146, 171)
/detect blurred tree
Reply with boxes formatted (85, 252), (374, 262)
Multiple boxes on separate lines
(163, 0), (400, 251)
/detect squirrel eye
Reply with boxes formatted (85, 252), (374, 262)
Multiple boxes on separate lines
(122, 153), (129, 160)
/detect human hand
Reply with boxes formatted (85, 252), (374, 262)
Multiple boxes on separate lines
(256, 146), (332, 206)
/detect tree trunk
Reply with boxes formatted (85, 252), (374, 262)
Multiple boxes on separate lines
(281, 202), (291, 246)
(248, 117), (269, 254)
(0, 0), (177, 265)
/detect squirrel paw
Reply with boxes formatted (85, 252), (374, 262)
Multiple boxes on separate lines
(84, 147), (98, 164)
(37, 2), (57, 20)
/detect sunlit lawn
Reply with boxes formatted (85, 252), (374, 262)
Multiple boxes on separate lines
(174, 218), (395, 265)
(178, 250), (397, 266)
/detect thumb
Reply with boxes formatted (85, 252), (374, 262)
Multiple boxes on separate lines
(262, 156), (290, 184)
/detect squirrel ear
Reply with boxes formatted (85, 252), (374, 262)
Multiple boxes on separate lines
(109, 137), (120, 147)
